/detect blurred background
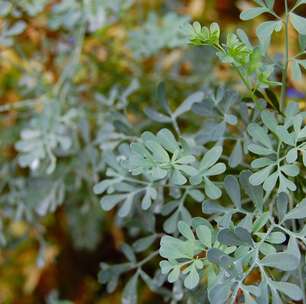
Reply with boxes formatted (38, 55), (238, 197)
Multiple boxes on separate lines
(0, 0), (305, 303)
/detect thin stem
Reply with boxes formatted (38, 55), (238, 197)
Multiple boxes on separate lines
(290, 1), (302, 13)
(215, 44), (256, 101)
(280, 0), (289, 112)
(53, 23), (86, 97)
(235, 66), (252, 92)
(274, 224), (302, 240)
(171, 116), (181, 136)
(288, 194), (306, 304)
(178, 191), (188, 210)
(261, 1), (281, 19)
(136, 250), (159, 268)
(0, 97), (46, 113)
(298, 260), (306, 304)
(0, 13), (86, 114)
(229, 224), (275, 304)
(292, 50), (306, 59)
(120, 176), (150, 186)
(120, 175), (203, 190)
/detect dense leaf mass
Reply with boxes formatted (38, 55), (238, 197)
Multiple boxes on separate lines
(0, 0), (305, 303)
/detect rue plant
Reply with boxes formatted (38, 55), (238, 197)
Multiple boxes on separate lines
(96, 1), (306, 303)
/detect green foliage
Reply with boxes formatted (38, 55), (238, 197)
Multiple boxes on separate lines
(47, 291), (74, 304)
(95, 1), (306, 303)
(185, 21), (281, 94)
(1, 0), (306, 303)
(160, 220), (235, 290)
(190, 146), (225, 199)
(0, 1), (26, 47)
(128, 12), (189, 58)
(48, 0), (134, 31)
(124, 128), (197, 184)
(185, 22), (220, 46)
(248, 106), (306, 193)
(15, 103), (77, 174)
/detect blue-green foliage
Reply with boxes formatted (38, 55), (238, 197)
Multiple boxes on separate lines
(95, 1), (306, 303)
(128, 12), (190, 58)
(0, 0), (306, 303)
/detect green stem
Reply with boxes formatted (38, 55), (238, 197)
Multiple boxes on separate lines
(292, 50), (306, 59)
(136, 250), (159, 268)
(280, 0), (289, 112)
(120, 175), (204, 190)
(0, 97), (46, 113)
(53, 20), (86, 97)
(274, 224), (305, 242)
(298, 259), (306, 304)
(290, 1), (302, 13)
(229, 224), (275, 304)
(171, 116), (181, 136)
(216, 44), (255, 100)
(235, 67), (252, 92)
(288, 194), (306, 304)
